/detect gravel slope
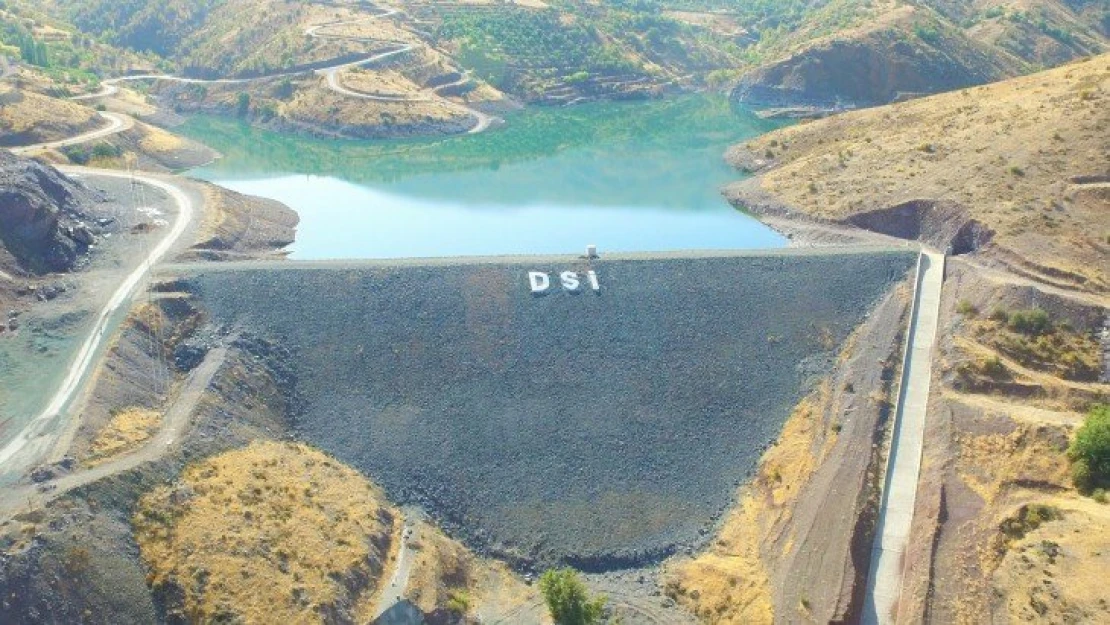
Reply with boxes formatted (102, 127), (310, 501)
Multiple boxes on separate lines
(184, 250), (916, 569)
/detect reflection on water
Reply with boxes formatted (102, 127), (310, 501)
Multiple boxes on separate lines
(181, 95), (791, 259)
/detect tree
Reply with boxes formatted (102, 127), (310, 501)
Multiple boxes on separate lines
(236, 92), (251, 117)
(1068, 404), (1110, 493)
(539, 568), (606, 625)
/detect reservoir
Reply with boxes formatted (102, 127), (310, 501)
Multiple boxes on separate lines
(181, 95), (789, 259)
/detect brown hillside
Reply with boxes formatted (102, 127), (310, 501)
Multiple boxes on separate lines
(0, 84), (99, 146)
(727, 54), (1109, 295)
(134, 441), (400, 624)
(734, 0), (1107, 108)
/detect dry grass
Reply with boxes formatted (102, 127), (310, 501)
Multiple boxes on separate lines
(663, 11), (746, 38)
(340, 68), (424, 97)
(949, 335), (1107, 412)
(133, 441), (399, 624)
(991, 496), (1110, 623)
(136, 123), (188, 153)
(406, 519), (542, 621)
(954, 424), (1071, 508)
(968, 314), (1102, 382)
(284, 80), (466, 129)
(665, 495), (774, 624)
(0, 84), (98, 144)
(729, 54), (1110, 292)
(85, 407), (162, 467)
(665, 387), (834, 624)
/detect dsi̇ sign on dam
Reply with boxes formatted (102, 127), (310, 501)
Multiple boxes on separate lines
(528, 270), (601, 294)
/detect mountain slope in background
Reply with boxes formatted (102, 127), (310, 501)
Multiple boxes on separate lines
(727, 54), (1109, 293)
(8, 1), (1108, 111)
(733, 0), (1108, 108)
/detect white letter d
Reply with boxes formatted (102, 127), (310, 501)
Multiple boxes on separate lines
(528, 271), (550, 293)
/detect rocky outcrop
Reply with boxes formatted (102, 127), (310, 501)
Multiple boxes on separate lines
(0, 151), (103, 273)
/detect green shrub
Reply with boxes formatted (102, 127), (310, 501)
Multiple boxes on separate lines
(1007, 309), (1051, 336)
(1000, 504), (1061, 542)
(446, 590), (471, 614)
(956, 300), (978, 316)
(1068, 404), (1110, 493)
(274, 78), (294, 100)
(539, 568), (606, 625)
(91, 142), (122, 160)
(982, 355), (1008, 379)
(236, 92), (251, 117)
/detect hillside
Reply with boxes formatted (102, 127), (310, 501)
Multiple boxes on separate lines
(5, 0), (1105, 137)
(0, 2), (157, 91)
(732, 0), (1108, 108)
(726, 54), (1109, 622)
(42, 0), (382, 79)
(726, 54), (1109, 294)
(0, 84), (99, 146)
(134, 441), (400, 623)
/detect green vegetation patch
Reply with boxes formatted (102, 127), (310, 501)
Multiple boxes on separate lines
(1069, 404), (1110, 494)
(975, 308), (1101, 382)
(540, 568), (606, 625)
(999, 503), (1062, 546)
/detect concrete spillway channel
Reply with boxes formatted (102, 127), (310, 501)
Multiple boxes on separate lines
(162, 248), (917, 570)
(863, 251), (945, 624)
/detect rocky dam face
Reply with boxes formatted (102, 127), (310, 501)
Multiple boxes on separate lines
(176, 249), (916, 570)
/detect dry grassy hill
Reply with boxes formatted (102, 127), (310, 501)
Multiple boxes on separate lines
(727, 54), (1109, 295)
(134, 441), (400, 623)
(0, 83), (99, 146)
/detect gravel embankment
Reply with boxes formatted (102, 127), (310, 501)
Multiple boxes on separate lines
(184, 251), (916, 569)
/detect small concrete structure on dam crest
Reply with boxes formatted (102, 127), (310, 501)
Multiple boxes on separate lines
(171, 248), (916, 570)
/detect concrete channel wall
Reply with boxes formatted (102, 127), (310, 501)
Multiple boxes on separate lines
(863, 251), (945, 624)
(176, 249), (917, 569)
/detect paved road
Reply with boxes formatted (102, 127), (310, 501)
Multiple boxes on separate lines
(9, 111), (133, 155)
(862, 250), (945, 624)
(0, 169), (197, 484)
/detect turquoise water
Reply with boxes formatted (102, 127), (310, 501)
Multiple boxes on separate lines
(180, 95), (789, 259)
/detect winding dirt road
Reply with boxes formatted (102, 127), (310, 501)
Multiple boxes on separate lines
(70, 4), (498, 134)
(0, 344), (228, 519)
(9, 111), (133, 155)
(0, 168), (197, 484)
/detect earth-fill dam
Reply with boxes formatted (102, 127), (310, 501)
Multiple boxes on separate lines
(174, 248), (916, 569)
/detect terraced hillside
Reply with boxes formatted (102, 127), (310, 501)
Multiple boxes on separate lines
(178, 250), (916, 569)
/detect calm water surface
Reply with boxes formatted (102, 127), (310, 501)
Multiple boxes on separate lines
(181, 95), (789, 259)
